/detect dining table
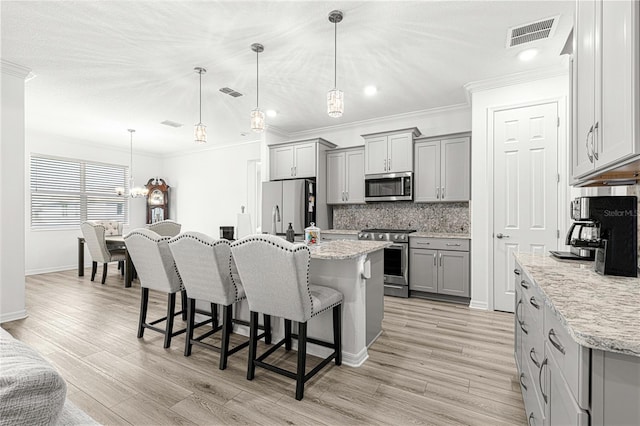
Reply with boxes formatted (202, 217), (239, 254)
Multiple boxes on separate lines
(77, 236), (135, 287)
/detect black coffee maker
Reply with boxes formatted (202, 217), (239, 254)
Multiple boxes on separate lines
(566, 196), (637, 277)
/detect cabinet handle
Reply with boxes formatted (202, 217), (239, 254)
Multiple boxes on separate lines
(436, 187), (440, 199)
(346, 191), (348, 201)
(446, 243), (461, 246)
(529, 296), (540, 310)
(539, 357), (548, 404)
(342, 191), (345, 202)
(294, 166), (297, 176)
(593, 122), (599, 160)
(529, 348), (540, 368)
(439, 252), (442, 266)
(291, 166), (294, 176)
(388, 158), (391, 170)
(515, 298), (523, 326)
(433, 253), (437, 266)
(586, 125), (594, 163)
(514, 268), (521, 276)
(417, 241), (431, 245)
(383, 159), (387, 171)
(520, 279), (529, 289)
(519, 372), (528, 391)
(441, 187), (445, 198)
(528, 412), (534, 426)
(548, 329), (565, 355)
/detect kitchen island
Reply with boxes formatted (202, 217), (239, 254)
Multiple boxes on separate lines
(234, 239), (391, 367)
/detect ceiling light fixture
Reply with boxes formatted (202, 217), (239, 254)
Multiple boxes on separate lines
(115, 129), (149, 198)
(194, 67), (207, 143)
(251, 43), (265, 133)
(364, 85), (377, 96)
(518, 48), (539, 61)
(327, 10), (344, 118)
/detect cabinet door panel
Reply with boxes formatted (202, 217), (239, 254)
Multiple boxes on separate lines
(441, 137), (470, 201)
(437, 251), (469, 297)
(293, 143), (316, 178)
(345, 149), (365, 203)
(414, 141), (440, 202)
(572, 0), (597, 178)
(409, 248), (438, 293)
(545, 345), (589, 426)
(365, 136), (388, 174)
(270, 146), (295, 180)
(326, 152), (345, 204)
(388, 133), (413, 173)
(597, 0), (639, 167)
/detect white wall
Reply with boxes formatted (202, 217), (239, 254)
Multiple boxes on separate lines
(1, 61), (30, 322)
(161, 140), (261, 238)
(25, 131), (162, 274)
(286, 105), (471, 148)
(469, 72), (570, 310)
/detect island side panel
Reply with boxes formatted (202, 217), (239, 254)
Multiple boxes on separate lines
(365, 249), (384, 346)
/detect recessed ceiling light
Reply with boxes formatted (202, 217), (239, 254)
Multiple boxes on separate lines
(364, 85), (377, 96)
(266, 110), (277, 118)
(518, 48), (539, 62)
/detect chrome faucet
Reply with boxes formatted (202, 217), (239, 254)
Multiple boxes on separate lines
(271, 205), (281, 235)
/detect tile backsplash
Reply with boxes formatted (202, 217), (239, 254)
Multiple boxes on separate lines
(332, 202), (470, 233)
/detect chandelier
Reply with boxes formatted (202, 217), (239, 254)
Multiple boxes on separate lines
(115, 129), (148, 198)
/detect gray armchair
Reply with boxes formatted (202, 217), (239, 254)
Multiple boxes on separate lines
(80, 221), (126, 284)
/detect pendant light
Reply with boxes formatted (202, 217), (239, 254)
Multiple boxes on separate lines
(194, 67), (207, 143)
(327, 10), (344, 118)
(115, 129), (148, 198)
(250, 43), (265, 133)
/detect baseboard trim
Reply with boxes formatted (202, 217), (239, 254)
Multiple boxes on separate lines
(469, 300), (489, 310)
(26, 265), (77, 276)
(0, 309), (28, 324)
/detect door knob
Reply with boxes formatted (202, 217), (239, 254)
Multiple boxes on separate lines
(496, 233), (510, 239)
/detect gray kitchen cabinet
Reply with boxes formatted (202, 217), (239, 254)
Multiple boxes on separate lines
(270, 140), (317, 180)
(326, 147), (365, 204)
(571, 0), (640, 184)
(409, 237), (469, 299)
(362, 128), (421, 175)
(414, 133), (470, 202)
(544, 343), (589, 426)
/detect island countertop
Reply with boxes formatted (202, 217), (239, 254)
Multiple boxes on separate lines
(515, 252), (640, 357)
(308, 240), (392, 260)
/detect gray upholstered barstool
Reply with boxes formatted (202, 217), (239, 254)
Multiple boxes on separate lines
(146, 220), (181, 237)
(81, 221), (126, 284)
(231, 234), (343, 401)
(124, 228), (191, 348)
(168, 232), (271, 369)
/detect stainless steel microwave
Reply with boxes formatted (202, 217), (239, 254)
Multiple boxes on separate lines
(364, 172), (412, 202)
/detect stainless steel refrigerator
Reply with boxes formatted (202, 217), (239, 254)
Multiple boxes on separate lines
(262, 179), (315, 235)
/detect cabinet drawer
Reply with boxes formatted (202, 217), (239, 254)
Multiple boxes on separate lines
(544, 304), (590, 410)
(524, 358), (546, 426)
(409, 237), (469, 251)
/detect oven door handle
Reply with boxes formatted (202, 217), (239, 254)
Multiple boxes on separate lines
(383, 284), (405, 289)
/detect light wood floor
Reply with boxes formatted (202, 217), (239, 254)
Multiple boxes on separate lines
(3, 269), (526, 425)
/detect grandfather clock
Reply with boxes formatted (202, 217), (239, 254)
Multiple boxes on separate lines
(145, 178), (170, 224)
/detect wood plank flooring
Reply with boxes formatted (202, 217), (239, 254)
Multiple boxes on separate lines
(2, 269), (526, 425)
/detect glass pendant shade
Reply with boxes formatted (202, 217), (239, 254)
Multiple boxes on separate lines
(251, 108), (265, 133)
(327, 88), (344, 118)
(130, 182), (148, 198)
(194, 122), (207, 144)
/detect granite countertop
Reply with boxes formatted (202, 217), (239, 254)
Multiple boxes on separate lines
(323, 229), (360, 235)
(411, 232), (470, 239)
(515, 252), (640, 357)
(308, 240), (392, 260)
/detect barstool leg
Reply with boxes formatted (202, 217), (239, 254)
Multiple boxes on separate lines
(296, 321), (307, 400)
(247, 311), (259, 380)
(180, 290), (188, 321)
(212, 303), (219, 329)
(284, 319), (292, 351)
(333, 304), (342, 366)
(137, 287), (149, 338)
(164, 292), (176, 349)
(101, 263), (108, 284)
(263, 314), (272, 344)
(219, 305), (232, 370)
(91, 262), (97, 281)
(184, 298), (196, 356)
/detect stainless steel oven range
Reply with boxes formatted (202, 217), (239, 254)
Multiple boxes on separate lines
(358, 228), (416, 298)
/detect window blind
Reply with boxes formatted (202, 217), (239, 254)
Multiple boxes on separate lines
(30, 155), (129, 229)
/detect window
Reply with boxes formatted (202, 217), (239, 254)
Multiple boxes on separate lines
(30, 155), (129, 229)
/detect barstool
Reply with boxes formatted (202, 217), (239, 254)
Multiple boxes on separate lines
(231, 234), (343, 401)
(168, 232), (271, 369)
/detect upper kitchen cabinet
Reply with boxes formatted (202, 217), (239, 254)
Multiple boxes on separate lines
(572, 0), (640, 184)
(414, 133), (470, 202)
(362, 128), (421, 175)
(269, 138), (336, 180)
(326, 147), (365, 204)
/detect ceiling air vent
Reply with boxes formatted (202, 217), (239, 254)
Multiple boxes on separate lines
(506, 16), (559, 48)
(160, 120), (183, 128)
(219, 87), (243, 98)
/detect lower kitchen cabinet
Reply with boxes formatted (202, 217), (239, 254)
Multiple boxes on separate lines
(409, 237), (469, 299)
(545, 343), (589, 426)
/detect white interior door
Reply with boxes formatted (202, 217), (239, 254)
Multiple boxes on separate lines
(493, 102), (559, 312)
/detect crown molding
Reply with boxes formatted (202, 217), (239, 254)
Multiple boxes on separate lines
(1, 60), (31, 79)
(265, 124), (290, 140)
(463, 64), (569, 101)
(287, 103), (471, 139)
(161, 138), (261, 159)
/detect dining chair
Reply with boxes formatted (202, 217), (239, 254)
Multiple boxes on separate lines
(124, 228), (190, 348)
(80, 221), (126, 284)
(168, 232), (271, 369)
(231, 234), (343, 401)
(146, 220), (181, 237)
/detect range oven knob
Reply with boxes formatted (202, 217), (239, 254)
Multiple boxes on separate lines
(399, 234), (405, 240)
(378, 234), (384, 240)
(393, 235), (399, 240)
(358, 233), (364, 239)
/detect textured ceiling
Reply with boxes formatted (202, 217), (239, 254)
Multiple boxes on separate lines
(2, 1), (574, 154)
